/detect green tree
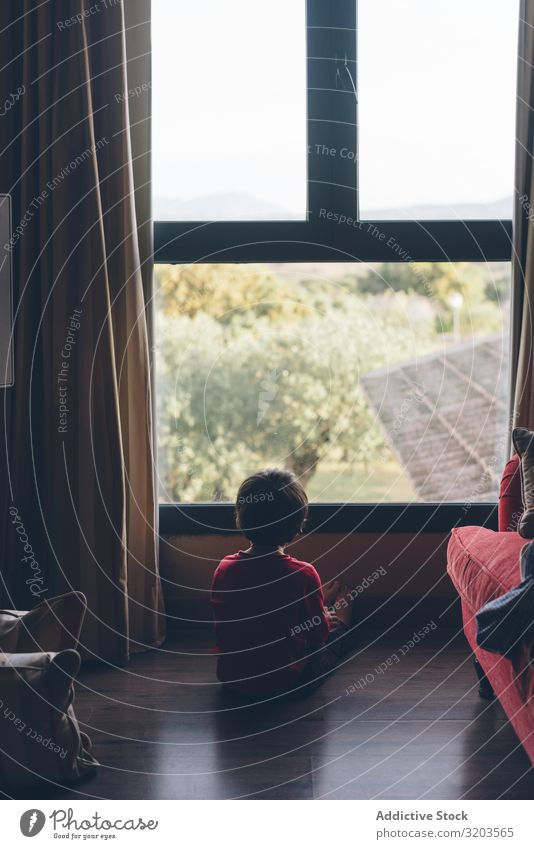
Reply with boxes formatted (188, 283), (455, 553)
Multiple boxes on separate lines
(357, 261), (502, 336)
(155, 263), (314, 326)
(155, 292), (433, 501)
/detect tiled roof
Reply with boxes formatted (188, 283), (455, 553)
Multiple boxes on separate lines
(360, 335), (509, 502)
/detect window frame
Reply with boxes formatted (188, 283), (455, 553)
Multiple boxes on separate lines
(155, 0), (512, 533)
(154, 0), (513, 265)
(160, 502), (498, 536)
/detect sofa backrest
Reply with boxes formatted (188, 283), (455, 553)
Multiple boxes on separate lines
(499, 455), (524, 532)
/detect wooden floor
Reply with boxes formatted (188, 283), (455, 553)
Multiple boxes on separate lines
(6, 626), (534, 800)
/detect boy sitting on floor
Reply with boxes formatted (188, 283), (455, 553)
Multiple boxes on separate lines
(211, 468), (355, 699)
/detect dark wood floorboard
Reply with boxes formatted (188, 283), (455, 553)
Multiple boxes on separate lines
(4, 628), (534, 800)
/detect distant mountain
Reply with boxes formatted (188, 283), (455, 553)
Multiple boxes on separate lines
(154, 193), (514, 222)
(364, 197), (513, 220)
(154, 192), (302, 221)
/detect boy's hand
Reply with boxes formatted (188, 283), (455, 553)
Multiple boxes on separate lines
(323, 580), (340, 606)
(324, 607), (341, 625)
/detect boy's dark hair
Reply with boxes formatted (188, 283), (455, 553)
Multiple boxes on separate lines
(235, 468), (308, 546)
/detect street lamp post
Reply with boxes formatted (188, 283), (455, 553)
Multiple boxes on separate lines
(448, 291), (464, 344)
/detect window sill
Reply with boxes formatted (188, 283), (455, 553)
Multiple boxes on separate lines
(159, 501), (498, 536)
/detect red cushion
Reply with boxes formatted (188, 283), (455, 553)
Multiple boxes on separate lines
(448, 525), (534, 766)
(447, 525), (523, 613)
(499, 454), (523, 532)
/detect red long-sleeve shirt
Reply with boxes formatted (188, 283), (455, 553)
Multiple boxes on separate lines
(211, 550), (330, 698)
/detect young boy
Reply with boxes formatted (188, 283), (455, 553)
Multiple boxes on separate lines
(211, 468), (354, 699)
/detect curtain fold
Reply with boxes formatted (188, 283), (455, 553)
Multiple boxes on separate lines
(0, 0), (165, 663)
(511, 0), (534, 433)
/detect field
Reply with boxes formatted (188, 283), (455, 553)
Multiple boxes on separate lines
(306, 458), (416, 503)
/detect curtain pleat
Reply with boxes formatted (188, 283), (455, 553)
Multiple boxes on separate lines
(511, 1), (534, 433)
(0, 1), (165, 663)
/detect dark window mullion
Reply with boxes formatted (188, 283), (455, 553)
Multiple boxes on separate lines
(307, 0), (357, 230)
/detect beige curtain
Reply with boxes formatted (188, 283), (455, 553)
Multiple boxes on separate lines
(511, 0), (534, 432)
(0, 0), (165, 663)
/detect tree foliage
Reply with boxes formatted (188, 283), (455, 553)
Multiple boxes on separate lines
(155, 262), (507, 502)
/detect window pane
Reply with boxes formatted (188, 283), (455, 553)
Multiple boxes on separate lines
(156, 260), (510, 503)
(152, 0), (307, 221)
(358, 0), (519, 220)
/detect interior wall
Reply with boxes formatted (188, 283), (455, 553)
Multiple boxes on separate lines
(160, 531), (458, 630)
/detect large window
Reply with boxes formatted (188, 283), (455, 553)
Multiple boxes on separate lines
(156, 260), (510, 504)
(153, 2), (517, 513)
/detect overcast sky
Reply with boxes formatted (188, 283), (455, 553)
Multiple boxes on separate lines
(152, 0), (519, 219)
